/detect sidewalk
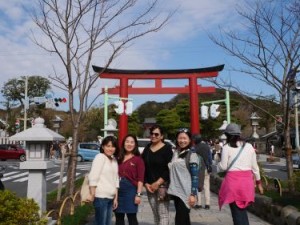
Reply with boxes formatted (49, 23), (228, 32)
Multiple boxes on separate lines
(84, 191), (271, 225)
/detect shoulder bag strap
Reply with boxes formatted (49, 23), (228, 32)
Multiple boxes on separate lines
(226, 143), (246, 172)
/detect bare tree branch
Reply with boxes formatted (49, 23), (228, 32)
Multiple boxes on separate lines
(31, 0), (174, 195)
(208, 0), (300, 190)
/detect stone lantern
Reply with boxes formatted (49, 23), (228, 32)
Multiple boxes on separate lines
(218, 120), (228, 143)
(52, 115), (64, 133)
(250, 112), (261, 139)
(10, 117), (65, 218)
(101, 118), (118, 137)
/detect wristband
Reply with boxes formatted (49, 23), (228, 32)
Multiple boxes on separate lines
(256, 180), (261, 185)
(136, 192), (142, 197)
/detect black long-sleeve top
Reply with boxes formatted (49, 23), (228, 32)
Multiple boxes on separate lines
(142, 143), (173, 184)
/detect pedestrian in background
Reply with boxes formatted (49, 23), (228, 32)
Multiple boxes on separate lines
(87, 136), (119, 225)
(192, 134), (212, 210)
(218, 123), (263, 225)
(142, 125), (173, 225)
(115, 134), (145, 225)
(167, 129), (200, 225)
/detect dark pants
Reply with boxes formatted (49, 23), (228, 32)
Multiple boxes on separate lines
(115, 213), (138, 225)
(229, 202), (249, 225)
(173, 195), (190, 225)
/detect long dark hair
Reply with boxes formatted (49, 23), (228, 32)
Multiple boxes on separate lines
(118, 134), (140, 163)
(100, 136), (119, 157)
(225, 134), (241, 148)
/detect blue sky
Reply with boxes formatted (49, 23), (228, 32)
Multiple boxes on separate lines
(0, 0), (275, 112)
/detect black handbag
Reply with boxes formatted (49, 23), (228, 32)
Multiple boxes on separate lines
(157, 182), (169, 201)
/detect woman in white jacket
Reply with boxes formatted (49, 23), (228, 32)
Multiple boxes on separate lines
(87, 136), (120, 225)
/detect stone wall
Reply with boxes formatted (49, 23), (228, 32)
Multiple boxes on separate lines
(210, 174), (300, 225)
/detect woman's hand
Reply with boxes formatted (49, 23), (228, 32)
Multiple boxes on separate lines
(113, 197), (118, 210)
(145, 183), (154, 193)
(150, 181), (160, 191)
(134, 196), (142, 205)
(86, 193), (95, 203)
(257, 183), (264, 195)
(188, 195), (196, 207)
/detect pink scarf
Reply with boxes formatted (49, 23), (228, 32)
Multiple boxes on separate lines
(218, 170), (255, 210)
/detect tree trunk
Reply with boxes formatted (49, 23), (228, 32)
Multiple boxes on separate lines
(65, 128), (79, 196)
(284, 88), (295, 192)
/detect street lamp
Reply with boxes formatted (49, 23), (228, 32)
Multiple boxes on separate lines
(250, 112), (260, 139)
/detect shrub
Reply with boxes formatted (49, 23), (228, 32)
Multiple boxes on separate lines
(0, 190), (47, 225)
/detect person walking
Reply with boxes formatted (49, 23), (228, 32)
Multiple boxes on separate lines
(114, 134), (145, 225)
(192, 134), (212, 210)
(142, 125), (173, 225)
(167, 128), (201, 225)
(218, 123), (264, 225)
(87, 136), (120, 225)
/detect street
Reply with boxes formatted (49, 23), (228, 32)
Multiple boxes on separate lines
(0, 159), (91, 198)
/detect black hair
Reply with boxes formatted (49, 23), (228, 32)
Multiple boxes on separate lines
(118, 134), (140, 163)
(149, 124), (165, 141)
(225, 133), (241, 148)
(150, 124), (164, 135)
(192, 133), (202, 145)
(100, 135), (119, 157)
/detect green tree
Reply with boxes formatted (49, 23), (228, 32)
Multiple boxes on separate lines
(156, 109), (181, 140)
(1, 76), (51, 108)
(128, 111), (142, 137)
(0, 76), (51, 133)
(79, 107), (104, 142)
(175, 100), (190, 128)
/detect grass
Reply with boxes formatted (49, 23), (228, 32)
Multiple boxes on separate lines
(60, 204), (94, 225)
(264, 189), (300, 210)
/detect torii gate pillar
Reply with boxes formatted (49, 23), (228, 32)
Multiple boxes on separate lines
(189, 77), (200, 134)
(119, 77), (129, 144)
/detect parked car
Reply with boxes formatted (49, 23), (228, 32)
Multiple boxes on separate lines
(0, 144), (26, 162)
(292, 153), (300, 169)
(137, 138), (176, 153)
(77, 143), (100, 162)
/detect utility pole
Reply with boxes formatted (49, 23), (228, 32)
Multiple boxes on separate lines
(24, 76), (28, 130)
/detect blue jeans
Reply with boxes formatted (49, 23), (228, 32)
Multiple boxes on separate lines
(229, 202), (249, 225)
(93, 197), (113, 225)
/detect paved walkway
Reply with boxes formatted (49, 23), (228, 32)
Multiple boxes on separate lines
(84, 154), (283, 225)
(84, 191), (271, 225)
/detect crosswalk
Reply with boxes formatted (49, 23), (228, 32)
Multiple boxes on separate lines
(1, 163), (91, 184)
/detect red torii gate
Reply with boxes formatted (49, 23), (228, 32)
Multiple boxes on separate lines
(93, 65), (224, 143)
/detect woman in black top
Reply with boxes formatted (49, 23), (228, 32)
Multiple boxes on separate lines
(142, 125), (173, 225)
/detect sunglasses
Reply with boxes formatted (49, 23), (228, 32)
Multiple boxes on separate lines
(178, 128), (189, 133)
(150, 132), (160, 137)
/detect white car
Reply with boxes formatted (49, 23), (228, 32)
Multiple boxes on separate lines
(137, 138), (176, 153)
